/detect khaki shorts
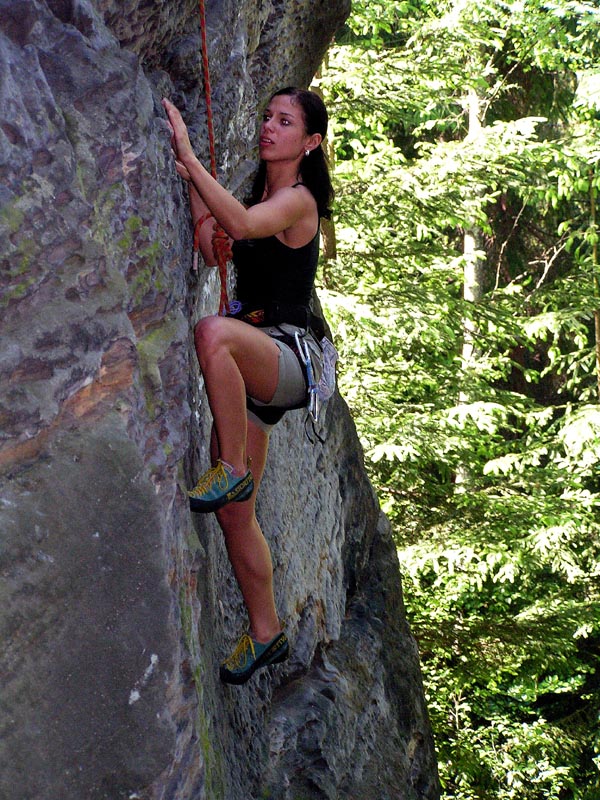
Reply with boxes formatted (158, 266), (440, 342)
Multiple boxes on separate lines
(247, 325), (309, 432)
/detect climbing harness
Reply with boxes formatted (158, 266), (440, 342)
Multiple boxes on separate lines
(295, 331), (318, 422)
(227, 301), (338, 439)
(194, 0), (231, 315)
(297, 330), (338, 443)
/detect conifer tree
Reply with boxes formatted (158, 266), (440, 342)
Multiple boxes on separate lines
(320, 1), (600, 796)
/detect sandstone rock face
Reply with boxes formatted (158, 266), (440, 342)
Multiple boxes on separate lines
(0, 1), (440, 798)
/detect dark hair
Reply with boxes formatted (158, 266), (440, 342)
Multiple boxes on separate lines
(249, 87), (334, 220)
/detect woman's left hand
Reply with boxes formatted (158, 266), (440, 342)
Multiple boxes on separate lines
(175, 159), (192, 181)
(162, 98), (195, 172)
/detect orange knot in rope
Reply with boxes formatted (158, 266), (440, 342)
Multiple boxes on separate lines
(192, 216), (232, 316)
(211, 224), (233, 264)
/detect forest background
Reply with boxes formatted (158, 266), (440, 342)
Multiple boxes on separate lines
(316, 1), (600, 798)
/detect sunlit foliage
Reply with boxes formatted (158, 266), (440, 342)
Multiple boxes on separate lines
(319, 1), (600, 797)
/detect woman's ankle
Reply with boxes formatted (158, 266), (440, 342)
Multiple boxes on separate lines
(219, 458), (248, 477)
(250, 622), (283, 645)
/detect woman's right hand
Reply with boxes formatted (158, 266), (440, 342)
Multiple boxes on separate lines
(162, 98), (196, 172)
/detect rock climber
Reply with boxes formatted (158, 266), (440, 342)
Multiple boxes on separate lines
(162, 87), (333, 684)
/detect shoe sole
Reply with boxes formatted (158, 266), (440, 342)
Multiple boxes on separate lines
(220, 634), (289, 685)
(189, 472), (254, 513)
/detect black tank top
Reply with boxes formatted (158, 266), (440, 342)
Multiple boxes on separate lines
(232, 229), (319, 309)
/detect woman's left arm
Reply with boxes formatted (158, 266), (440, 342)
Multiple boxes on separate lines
(162, 98), (309, 241)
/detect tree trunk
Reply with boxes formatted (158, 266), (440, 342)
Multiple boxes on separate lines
(591, 172), (600, 401)
(457, 87), (486, 485)
(460, 88), (486, 389)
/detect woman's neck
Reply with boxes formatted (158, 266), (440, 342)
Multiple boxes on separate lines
(263, 162), (302, 199)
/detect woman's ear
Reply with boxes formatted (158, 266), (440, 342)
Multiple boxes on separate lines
(305, 132), (323, 154)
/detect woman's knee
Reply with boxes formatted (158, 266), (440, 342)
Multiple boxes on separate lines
(194, 315), (229, 360)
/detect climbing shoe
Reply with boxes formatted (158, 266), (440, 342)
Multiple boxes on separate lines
(188, 460), (254, 513)
(219, 631), (289, 685)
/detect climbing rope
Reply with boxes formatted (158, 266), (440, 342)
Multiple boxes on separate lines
(195, 0), (231, 315)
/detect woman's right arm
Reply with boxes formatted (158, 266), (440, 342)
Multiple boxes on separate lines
(170, 125), (221, 268)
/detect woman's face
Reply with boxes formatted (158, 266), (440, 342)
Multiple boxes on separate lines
(259, 94), (312, 163)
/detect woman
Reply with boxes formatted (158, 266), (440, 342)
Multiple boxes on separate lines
(162, 88), (333, 685)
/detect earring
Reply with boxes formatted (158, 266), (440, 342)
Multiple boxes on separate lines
(305, 149), (310, 157)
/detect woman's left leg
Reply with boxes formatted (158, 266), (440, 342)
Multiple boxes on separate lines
(214, 415), (289, 683)
(213, 416), (281, 643)
(195, 316), (280, 476)
(188, 316), (282, 513)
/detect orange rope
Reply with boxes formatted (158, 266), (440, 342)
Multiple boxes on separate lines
(196, 0), (231, 315)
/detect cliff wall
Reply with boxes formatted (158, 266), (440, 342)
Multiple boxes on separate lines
(0, 1), (440, 798)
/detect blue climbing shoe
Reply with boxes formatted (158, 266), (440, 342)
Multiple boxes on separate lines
(220, 631), (289, 685)
(188, 460), (254, 513)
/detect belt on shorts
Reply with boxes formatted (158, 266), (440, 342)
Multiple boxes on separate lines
(228, 301), (325, 340)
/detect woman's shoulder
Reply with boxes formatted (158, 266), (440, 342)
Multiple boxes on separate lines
(275, 182), (318, 212)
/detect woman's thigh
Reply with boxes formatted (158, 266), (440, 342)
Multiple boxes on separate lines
(195, 316), (281, 404)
